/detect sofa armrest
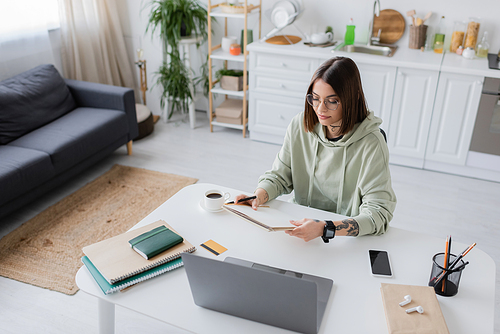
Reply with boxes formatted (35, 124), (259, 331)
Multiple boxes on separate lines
(64, 79), (138, 141)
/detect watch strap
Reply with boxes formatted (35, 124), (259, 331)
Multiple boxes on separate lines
(321, 220), (336, 243)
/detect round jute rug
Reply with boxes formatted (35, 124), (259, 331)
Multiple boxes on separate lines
(0, 165), (197, 295)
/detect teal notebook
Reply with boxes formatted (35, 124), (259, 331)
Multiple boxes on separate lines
(128, 225), (184, 260)
(81, 256), (183, 295)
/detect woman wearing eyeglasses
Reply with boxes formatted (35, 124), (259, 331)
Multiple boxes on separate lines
(234, 56), (397, 242)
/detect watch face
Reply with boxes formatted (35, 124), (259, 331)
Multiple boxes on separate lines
(325, 229), (335, 238)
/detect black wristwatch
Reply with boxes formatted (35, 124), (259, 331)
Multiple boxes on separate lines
(321, 220), (336, 243)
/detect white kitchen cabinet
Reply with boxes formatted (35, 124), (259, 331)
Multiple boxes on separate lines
(249, 92), (305, 144)
(424, 72), (483, 166)
(356, 63), (397, 129)
(388, 67), (440, 168)
(248, 51), (319, 144)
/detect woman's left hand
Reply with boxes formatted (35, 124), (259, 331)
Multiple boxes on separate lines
(285, 219), (324, 242)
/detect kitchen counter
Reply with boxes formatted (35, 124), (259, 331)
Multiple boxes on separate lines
(441, 52), (500, 79)
(248, 40), (443, 71)
(248, 40), (500, 77)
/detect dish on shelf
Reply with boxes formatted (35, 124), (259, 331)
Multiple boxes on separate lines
(271, 0), (296, 28)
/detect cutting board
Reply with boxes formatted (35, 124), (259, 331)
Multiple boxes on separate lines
(372, 9), (405, 44)
(265, 35), (302, 45)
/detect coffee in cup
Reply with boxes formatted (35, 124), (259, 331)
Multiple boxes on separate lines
(204, 190), (230, 211)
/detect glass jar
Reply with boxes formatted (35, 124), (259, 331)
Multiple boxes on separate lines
(450, 21), (466, 53)
(464, 17), (481, 49)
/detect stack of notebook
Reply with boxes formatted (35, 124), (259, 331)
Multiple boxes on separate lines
(81, 220), (196, 294)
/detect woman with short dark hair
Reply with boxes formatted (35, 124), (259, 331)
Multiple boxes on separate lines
(234, 57), (397, 242)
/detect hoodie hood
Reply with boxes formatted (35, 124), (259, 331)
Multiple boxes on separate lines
(312, 111), (383, 148)
(308, 111), (383, 212)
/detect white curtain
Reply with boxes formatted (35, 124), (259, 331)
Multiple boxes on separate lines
(0, 0), (58, 81)
(58, 0), (134, 88)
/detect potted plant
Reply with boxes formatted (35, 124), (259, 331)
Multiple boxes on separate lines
(146, 0), (209, 119)
(215, 69), (245, 91)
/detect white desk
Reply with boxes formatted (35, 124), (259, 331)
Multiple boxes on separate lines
(76, 183), (496, 333)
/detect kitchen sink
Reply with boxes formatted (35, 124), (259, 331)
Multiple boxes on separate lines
(333, 44), (398, 57)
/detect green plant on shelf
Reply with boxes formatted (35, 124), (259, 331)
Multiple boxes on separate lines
(215, 69), (244, 81)
(155, 52), (193, 118)
(146, 0), (209, 119)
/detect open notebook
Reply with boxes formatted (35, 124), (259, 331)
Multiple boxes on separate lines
(82, 220), (195, 284)
(222, 205), (295, 232)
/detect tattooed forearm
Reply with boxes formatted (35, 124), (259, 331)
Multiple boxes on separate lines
(336, 218), (359, 236)
(263, 193), (269, 203)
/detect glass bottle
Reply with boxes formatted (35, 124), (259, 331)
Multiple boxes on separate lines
(433, 16), (446, 54)
(476, 31), (489, 58)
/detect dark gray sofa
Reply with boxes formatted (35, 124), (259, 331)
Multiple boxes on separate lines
(0, 64), (138, 220)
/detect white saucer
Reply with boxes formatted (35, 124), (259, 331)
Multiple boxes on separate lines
(199, 199), (224, 213)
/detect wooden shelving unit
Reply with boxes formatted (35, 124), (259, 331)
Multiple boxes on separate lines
(207, 0), (261, 137)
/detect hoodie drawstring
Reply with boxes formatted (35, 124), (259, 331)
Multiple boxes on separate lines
(336, 146), (347, 213)
(307, 140), (319, 206)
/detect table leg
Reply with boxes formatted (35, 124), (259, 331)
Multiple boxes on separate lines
(98, 298), (115, 334)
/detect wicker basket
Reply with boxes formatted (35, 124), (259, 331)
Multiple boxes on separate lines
(220, 3), (256, 14)
(409, 25), (428, 49)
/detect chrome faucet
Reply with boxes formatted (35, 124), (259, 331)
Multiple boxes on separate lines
(367, 0), (381, 45)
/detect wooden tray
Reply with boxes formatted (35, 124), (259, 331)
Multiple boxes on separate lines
(372, 9), (405, 44)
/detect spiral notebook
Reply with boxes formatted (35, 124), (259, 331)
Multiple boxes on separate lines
(82, 256), (184, 295)
(82, 220), (195, 284)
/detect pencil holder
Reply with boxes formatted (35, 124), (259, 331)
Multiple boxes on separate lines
(428, 253), (465, 297)
(409, 25), (428, 49)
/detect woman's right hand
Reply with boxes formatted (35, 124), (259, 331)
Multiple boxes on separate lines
(233, 188), (269, 210)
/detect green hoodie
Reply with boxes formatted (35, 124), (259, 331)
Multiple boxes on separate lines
(257, 111), (397, 236)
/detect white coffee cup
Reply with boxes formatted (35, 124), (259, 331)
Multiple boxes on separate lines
(221, 36), (238, 53)
(204, 190), (230, 211)
(310, 32), (333, 44)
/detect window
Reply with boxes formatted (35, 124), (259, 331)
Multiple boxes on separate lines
(0, 0), (60, 37)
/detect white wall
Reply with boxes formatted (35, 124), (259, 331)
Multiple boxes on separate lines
(120, 0), (500, 116)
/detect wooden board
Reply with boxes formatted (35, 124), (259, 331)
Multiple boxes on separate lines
(265, 35), (302, 45)
(372, 9), (405, 44)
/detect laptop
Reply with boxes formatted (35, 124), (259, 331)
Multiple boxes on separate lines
(181, 253), (333, 334)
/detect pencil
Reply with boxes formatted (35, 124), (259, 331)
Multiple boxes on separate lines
(442, 236), (450, 292)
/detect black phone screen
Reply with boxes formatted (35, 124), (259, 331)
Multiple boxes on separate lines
(369, 250), (392, 276)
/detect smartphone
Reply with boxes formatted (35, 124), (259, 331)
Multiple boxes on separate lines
(369, 250), (393, 277)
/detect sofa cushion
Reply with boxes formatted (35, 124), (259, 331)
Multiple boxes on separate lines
(0, 146), (55, 206)
(7, 107), (129, 173)
(0, 64), (77, 144)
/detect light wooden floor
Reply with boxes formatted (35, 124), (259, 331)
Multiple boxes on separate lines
(1, 111), (499, 334)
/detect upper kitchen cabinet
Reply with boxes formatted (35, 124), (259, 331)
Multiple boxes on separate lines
(388, 67), (439, 168)
(424, 72), (483, 166)
(356, 63), (397, 129)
